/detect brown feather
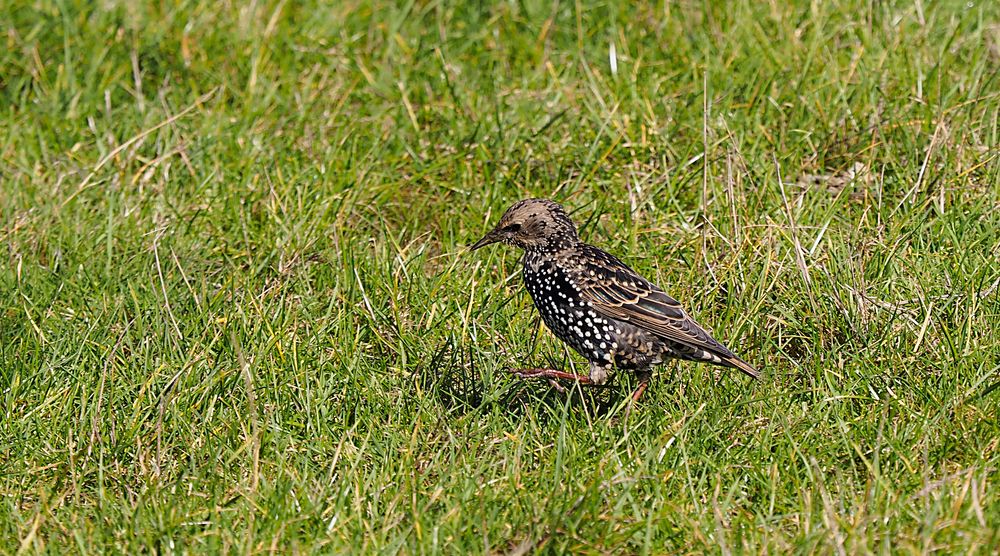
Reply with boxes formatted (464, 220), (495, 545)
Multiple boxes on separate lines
(571, 245), (759, 379)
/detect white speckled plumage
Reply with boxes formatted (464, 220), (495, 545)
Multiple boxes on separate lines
(472, 198), (758, 394)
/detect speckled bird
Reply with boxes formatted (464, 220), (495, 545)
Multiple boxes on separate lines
(471, 198), (758, 402)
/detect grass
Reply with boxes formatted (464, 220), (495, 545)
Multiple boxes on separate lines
(2, 0), (999, 552)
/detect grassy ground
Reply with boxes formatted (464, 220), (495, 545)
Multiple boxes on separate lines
(2, 0), (999, 553)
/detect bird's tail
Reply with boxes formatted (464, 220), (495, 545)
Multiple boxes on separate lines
(723, 354), (760, 379)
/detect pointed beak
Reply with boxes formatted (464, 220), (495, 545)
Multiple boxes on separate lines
(469, 231), (499, 251)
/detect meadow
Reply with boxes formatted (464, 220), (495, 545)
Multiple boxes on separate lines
(1, 0), (999, 552)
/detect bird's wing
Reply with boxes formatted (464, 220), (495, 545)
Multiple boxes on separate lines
(572, 245), (759, 378)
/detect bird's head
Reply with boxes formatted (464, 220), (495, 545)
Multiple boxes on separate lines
(470, 198), (579, 252)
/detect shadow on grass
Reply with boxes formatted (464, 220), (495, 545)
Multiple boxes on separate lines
(417, 339), (632, 419)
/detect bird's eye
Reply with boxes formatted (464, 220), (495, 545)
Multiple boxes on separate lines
(503, 223), (521, 233)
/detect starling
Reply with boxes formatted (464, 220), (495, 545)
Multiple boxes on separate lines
(471, 198), (758, 402)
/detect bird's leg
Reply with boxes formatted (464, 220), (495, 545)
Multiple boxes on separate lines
(621, 372), (652, 421)
(505, 367), (594, 384)
(630, 372), (652, 403)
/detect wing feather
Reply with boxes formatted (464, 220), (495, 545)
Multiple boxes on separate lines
(572, 245), (758, 378)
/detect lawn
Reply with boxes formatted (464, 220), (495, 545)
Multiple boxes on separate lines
(2, 0), (999, 553)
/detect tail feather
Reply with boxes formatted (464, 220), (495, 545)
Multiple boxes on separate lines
(722, 354), (760, 379)
(671, 344), (760, 379)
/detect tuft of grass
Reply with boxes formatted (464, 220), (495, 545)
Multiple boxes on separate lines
(2, 0), (998, 552)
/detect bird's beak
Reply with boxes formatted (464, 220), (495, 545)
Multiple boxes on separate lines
(469, 230), (499, 251)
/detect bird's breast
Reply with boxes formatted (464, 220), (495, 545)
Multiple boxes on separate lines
(522, 259), (583, 319)
(521, 258), (626, 365)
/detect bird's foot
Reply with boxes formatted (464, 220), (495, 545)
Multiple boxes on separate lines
(504, 367), (593, 384)
(546, 379), (567, 393)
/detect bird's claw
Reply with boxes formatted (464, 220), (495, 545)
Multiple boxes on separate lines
(504, 367), (556, 379)
(504, 367), (594, 386)
(504, 367), (532, 379)
(504, 368), (567, 392)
